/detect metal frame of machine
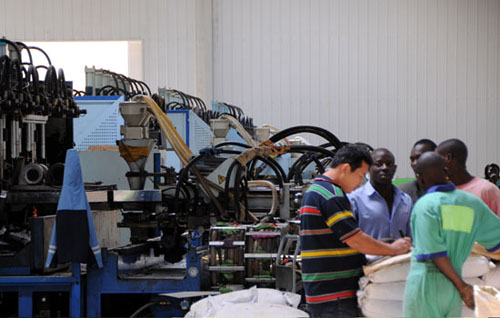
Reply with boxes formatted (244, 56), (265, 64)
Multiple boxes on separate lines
(1, 40), (350, 315)
(0, 263), (82, 317)
(86, 235), (202, 317)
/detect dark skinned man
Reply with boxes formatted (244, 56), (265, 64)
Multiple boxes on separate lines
(436, 138), (500, 216)
(300, 144), (411, 317)
(348, 148), (412, 240)
(399, 139), (437, 203)
(403, 152), (500, 317)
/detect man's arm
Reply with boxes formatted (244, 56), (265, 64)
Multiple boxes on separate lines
(345, 232), (411, 256)
(432, 256), (474, 309)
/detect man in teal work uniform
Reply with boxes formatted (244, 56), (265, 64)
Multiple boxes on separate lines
(403, 152), (500, 317)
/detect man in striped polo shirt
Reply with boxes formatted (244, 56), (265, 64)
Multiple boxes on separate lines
(300, 144), (412, 317)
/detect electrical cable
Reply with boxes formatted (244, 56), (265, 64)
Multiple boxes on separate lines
(15, 42), (33, 66)
(27, 46), (52, 65)
(129, 301), (163, 318)
(214, 141), (251, 149)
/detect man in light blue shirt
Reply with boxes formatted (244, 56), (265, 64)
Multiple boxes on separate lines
(348, 148), (412, 240)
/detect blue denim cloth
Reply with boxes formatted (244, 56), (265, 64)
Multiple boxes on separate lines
(348, 181), (412, 240)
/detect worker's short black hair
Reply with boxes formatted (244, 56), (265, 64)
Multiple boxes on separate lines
(331, 144), (373, 171)
(413, 139), (437, 150)
(437, 139), (468, 164)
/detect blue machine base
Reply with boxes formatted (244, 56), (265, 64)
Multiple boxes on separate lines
(0, 263), (82, 317)
(86, 248), (201, 317)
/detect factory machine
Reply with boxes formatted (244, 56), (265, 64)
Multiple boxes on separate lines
(0, 40), (347, 316)
(0, 38), (89, 317)
(80, 71), (347, 315)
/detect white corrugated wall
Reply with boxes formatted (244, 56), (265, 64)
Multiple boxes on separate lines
(0, 0), (213, 103)
(1, 0), (499, 177)
(213, 0), (500, 178)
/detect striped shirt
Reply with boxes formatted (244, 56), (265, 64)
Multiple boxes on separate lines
(300, 175), (365, 312)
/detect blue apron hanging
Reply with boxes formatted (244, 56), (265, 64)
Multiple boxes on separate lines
(45, 149), (103, 268)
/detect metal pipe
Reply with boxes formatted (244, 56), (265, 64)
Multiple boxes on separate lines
(16, 122), (22, 157)
(41, 123), (46, 160)
(32, 124), (37, 162)
(25, 123), (31, 153)
(10, 120), (16, 159)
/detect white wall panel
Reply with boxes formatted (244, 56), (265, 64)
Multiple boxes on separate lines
(1, 0), (499, 178)
(213, 0), (500, 178)
(0, 0), (213, 103)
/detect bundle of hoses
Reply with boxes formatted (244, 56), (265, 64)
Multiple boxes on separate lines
(135, 95), (192, 165)
(218, 114), (258, 147)
(135, 95), (226, 215)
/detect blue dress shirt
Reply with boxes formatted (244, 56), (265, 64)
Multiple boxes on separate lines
(347, 181), (412, 240)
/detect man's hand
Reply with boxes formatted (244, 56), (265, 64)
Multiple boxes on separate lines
(388, 237), (412, 255)
(345, 233), (411, 256)
(458, 283), (474, 310)
(432, 256), (475, 310)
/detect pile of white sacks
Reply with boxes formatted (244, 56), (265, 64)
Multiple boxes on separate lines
(358, 252), (500, 317)
(185, 286), (309, 317)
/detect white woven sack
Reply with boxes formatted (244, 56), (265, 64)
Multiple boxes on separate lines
(213, 303), (309, 318)
(366, 255), (490, 283)
(360, 299), (403, 317)
(473, 285), (500, 318)
(462, 255), (491, 278)
(367, 262), (410, 283)
(256, 288), (301, 308)
(185, 286), (302, 318)
(481, 263), (500, 289)
(360, 281), (406, 301)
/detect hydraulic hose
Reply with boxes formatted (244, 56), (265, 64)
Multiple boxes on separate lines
(218, 114), (257, 147)
(16, 41), (33, 65)
(214, 141), (251, 149)
(266, 125), (343, 150)
(28, 46), (52, 65)
(248, 155), (287, 186)
(248, 179), (279, 223)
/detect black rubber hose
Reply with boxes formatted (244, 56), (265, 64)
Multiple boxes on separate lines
(27, 65), (39, 95)
(45, 65), (58, 99)
(0, 55), (11, 90)
(285, 145), (336, 159)
(173, 154), (207, 212)
(58, 68), (67, 99)
(214, 141), (251, 149)
(129, 301), (163, 318)
(128, 79), (139, 95)
(16, 41), (33, 65)
(137, 81), (151, 95)
(293, 153), (328, 185)
(224, 158), (240, 195)
(232, 163), (245, 219)
(248, 155), (287, 186)
(268, 126), (343, 149)
(289, 152), (318, 183)
(97, 85), (132, 99)
(10, 58), (23, 92)
(27, 46), (52, 65)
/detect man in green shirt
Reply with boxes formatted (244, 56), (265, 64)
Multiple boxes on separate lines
(403, 152), (500, 317)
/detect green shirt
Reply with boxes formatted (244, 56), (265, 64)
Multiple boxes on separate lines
(404, 184), (500, 317)
(411, 186), (500, 270)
